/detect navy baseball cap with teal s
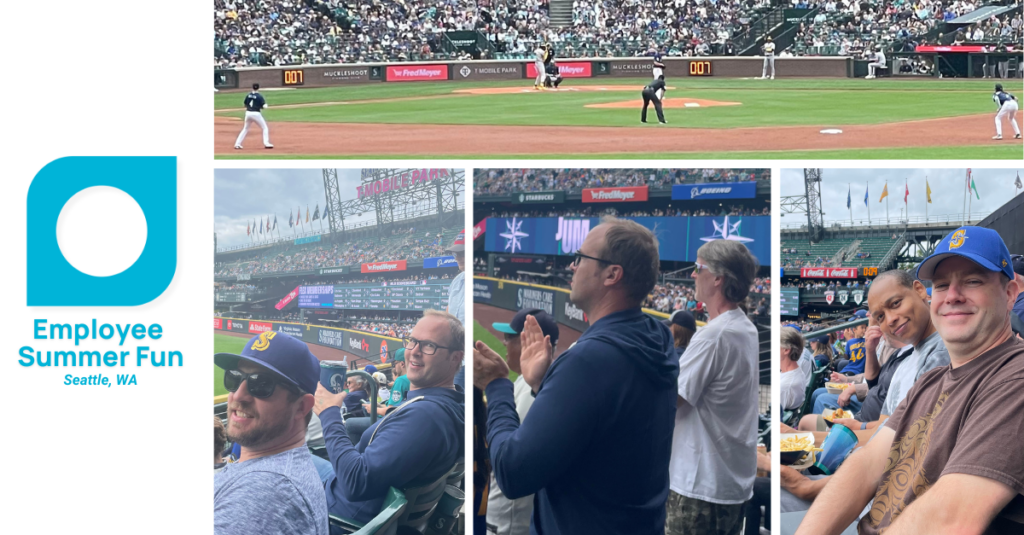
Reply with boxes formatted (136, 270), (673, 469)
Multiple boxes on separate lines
(493, 308), (560, 346)
(916, 226), (1014, 282)
(214, 331), (319, 394)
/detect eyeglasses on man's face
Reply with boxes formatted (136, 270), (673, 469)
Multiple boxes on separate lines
(403, 336), (451, 356)
(572, 251), (616, 268)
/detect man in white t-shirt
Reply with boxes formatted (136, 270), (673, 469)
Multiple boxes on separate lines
(780, 326), (807, 411)
(667, 239), (760, 535)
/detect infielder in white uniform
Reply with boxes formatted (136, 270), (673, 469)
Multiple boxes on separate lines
(234, 83), (273, 149)
(534, 45), (547, 90)
(761, 37), (776, 79)
(992, 83), (1021, 140)
(866, 48), (886, 79)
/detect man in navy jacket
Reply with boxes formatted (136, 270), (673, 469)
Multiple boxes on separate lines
(475, 217), (679, 535)
(314, 309), (465, 524)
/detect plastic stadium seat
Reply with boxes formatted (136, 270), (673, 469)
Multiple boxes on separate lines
(394, 467), (453, 533)
(330, 487), (408, 535)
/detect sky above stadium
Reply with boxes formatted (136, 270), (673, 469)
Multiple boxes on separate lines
(214, 168), (464, 249)
(780, 168), (1024, 228)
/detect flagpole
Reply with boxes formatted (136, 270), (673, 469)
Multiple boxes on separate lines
(849, 183), (853, 225)
(904, 177), (908, 225)
(962, 170), (969, 226)
(968, 170), (973, 223)
(867, 183), (871, 227)
(885, 181), (889, 227)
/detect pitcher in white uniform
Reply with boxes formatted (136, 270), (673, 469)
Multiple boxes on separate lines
(993, 83), (1021, 140)
(653, 52), (666, 99)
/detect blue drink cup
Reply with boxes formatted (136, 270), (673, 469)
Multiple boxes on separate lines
(813, 423), (859, 475)
(320, 360), (347, 393)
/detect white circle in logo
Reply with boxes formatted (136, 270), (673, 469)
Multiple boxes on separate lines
(57, 186), (147, 277)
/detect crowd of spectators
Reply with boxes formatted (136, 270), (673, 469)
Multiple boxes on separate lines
(350, 321), (414, 338)
(789, 0), (1018, 59)
(215, 226), (453, 277)
(782, 278), (872, 290)
(474, 168), (769, 195)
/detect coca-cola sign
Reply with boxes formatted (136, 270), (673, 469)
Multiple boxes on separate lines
(800, 267), (859, 279)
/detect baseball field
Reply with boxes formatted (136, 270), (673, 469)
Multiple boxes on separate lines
(214, 77), (1022, 159)
(214, 332), (247, 397)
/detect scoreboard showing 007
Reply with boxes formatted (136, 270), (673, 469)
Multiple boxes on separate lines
(283, 69), (304, 85)
(687, 60), (713, 76)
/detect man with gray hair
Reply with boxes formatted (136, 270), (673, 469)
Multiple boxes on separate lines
(780, 326), (806, 411)
(667, 239), (760, 535)
(474, 216), (679, 535)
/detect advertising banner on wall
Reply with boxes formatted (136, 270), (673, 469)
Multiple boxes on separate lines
(494, 254), (548, 273)
(671, 182), (758, 200)
(526, 61), (591, 78)
(485, 216), (770, 265)
(423, 256), (458, 269)
(473, 279), (494, 304)
(800, 267), (859, 279)
(582, 186), (649, 203)
(248, 321), (273, 334)
(510, 191), (565, 204)
(386, 65), (449, 81)
(361, 260), (408, 273)
(275, 286), (301, 310)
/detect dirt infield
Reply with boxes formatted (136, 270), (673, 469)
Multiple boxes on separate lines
(474, 304), (584, 356)
(218, 330), (376, 369)
(452, 85), (674, 95)
(586, 98), (741, 109)
(215, 112), (997, 155)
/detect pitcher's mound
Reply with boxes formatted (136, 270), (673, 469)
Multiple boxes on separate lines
(454, 85), (674, 95)
(586, 98), (741, 109)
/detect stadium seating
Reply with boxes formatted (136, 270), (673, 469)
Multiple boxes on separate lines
(330, 487), (408, 535)
(474, 168), (769, 195)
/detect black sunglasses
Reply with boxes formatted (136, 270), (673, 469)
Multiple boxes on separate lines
(572, 251), (616, 267)
(224, 369), (299, 399)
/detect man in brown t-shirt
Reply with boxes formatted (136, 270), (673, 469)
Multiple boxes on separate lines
(797, 226), (1024, 535)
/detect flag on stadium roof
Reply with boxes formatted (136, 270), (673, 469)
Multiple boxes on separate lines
(266, 216), (270, 231)
(323, 205), (330, 220)
(313, 204), (320, 221)
(247, 221), (250, 236)
(879, 183), (888, 202)
(306, 206), (310, 223)
(926, 179), (932, 203)
(260, 217), (263, 234)
(904, 182), (909, 204)
(273, 214), (277, 230)
(864, 184), (869, 207)
(846, 185), (851, 209)
(1015, 172), (1022, 190)
(970, 174), (980, 200)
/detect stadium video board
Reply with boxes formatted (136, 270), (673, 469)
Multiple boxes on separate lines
(780, 288), (800, 316)
(299, 281), (451, 311)
(484, 216), (770, 265)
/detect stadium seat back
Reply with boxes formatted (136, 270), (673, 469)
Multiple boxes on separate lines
(798, 364), (829, 418)
(395, 467), (452, 532)
(330, 487), (408, 535)
(445, 459), (465, 487)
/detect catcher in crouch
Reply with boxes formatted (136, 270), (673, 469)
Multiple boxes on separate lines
(544, 61), (563, 89)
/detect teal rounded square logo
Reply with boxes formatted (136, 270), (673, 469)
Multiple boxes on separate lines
(27, 156), (177, 306)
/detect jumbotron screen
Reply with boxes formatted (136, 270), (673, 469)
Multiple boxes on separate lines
(299, 281), (450, 311)
(780, 288), (800, 317)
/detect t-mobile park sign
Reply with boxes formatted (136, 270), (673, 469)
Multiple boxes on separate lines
(800, 267), (859, 279)
(357, 169), (450, 199)
(361, 260), (408, 273)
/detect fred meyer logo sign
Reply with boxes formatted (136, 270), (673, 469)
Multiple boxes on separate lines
(800, 267), (859, 279)
(582, 186), (648, 203)
(672, 181), (757, 200)
(361, 260), (408, 273)
(512, 190), (565, 204)
(526, 61), (592, 78)
(387, 65), (448, 81)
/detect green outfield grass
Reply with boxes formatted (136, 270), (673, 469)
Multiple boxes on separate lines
(473, 320), (517, 381)
(215, 77), (1007, 129)
(214, 333), (248, 397)
(214, 144), (1021, 160)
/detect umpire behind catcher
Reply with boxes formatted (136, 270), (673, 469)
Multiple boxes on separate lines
(641, 76), (667, 124)
(474, 216), (679, 535)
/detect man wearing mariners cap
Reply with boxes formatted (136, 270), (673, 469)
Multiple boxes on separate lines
(486, 309), (560, 535)
(798, 226), (1024, 535)
(214, 331), (328, 535)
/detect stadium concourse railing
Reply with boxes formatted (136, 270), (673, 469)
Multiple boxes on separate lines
(474, 276), (772, 386)
(213, 317), (402, 404)
(214, 56), (852, 90)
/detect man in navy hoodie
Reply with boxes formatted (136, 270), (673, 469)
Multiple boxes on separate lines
(313, 309), (465, 526)
(475, 217), (679, 535)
